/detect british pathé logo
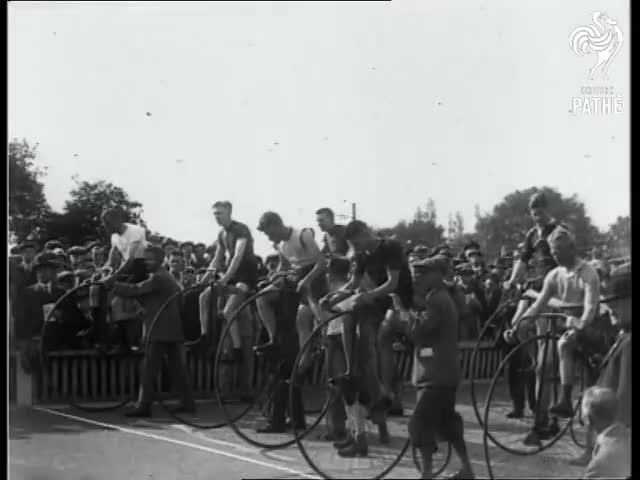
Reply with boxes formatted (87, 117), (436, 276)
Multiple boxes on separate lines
(569, 12), (622, 81)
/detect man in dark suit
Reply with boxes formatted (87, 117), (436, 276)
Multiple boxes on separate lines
(570, 265), (631, 467)
(114, 245), (195, 417)
(16, 253), (65, 344)
(10, 242), (40, 329)
(580, 386), (631, 479)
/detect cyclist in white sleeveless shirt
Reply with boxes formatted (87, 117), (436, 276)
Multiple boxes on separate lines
(254, 211), (327, 354)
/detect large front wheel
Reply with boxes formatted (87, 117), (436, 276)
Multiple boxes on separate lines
(215, 288), (329, 449)
(290, 309), (411, 479)
(482, 333), (580, 479)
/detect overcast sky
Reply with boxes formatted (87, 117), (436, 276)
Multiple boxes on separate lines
(9, 1), (629, 256)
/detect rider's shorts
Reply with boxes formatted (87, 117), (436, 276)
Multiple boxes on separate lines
(287, 266), (329, 306)
(228, 262), (259, 290)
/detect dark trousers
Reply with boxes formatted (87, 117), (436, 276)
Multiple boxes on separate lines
(409, 386), (464, 448)
(505, 342), (536, 412)
(345, 305), (383, 406)
(270, 335), (305, 426)
(326, 334), (347, 434)
(140, 341), (194, 407)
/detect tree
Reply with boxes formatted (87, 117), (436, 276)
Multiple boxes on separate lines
(474, 187), (601, 261)
(376, 199), (445, 247)
(446, 210), (466, 247)
(8, 139), (51, 243)
(42, 179), (146, 245)
(605, 215), (630, 258)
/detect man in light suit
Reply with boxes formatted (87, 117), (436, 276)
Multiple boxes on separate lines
(581, 386), (631, 479)
(114, 245), (195, 417)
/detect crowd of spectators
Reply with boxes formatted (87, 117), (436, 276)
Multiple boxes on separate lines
(8, 236), (270, 355)
(8, 230), (622, 355)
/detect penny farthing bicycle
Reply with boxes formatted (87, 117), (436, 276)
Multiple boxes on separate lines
(39, 280), (136, 412)
(214, 271), (331, 450)
(468, 278), (545, 429)
(290, 295), (451, 479)
(481, 307), (607, 479)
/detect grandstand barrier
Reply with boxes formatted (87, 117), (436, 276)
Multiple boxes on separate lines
(34, 340), (502, 404)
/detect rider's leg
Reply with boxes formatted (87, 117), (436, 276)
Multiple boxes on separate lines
(506, 343), (526, 416)
(357, 306), (390, 442)
(337, 388), (369, 457)
(254, 286), (280, 347)
(377, 310), (403, 403)
(533, 322), (556, 429)
(238, 307), (255, 398)
(295, 304), (315, 372)
(340, 312), (357, 378)
(326, 333), (347, 438)
(511, 298), (531, 329)
(223, 286), (249, 352)
(356, 307), (383, 404)
(198, 286), (213, 336)
(551, 332), (577, 415)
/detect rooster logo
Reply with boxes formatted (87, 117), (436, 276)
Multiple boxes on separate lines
(569, 12), (623, 80)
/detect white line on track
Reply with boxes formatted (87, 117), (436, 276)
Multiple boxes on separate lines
(33, 406), (320, 480)
(168, 424), (296, 462)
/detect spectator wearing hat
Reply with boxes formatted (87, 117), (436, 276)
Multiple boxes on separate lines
(15, 253), (65, 344)
(182, 266), (196, 289)
(178, 266), (201, 342)
(569, 266), (632, 467)
(180, 241), (195, 268)
(454, 263), (484, 341)
(408, 255), (475, 480)
(16, 241), (39, 287)
(51, 248), (70, 273)
(460, 240), (480, 262)
(43, 271), (93, 350)
(483, 270), (503, 319)
(68, 246), (93, 272)
(90, 245), (106, 269)
(168, 251), (186, 287)
(466, 249), (487, 281)
(10, 242), (39, 334)
(9, 246), (22, 266)
(162, 239), (179, 270)
(43, 239), (64, 252)
(412, 245), (431, 261)
(192, 243), (208, 270)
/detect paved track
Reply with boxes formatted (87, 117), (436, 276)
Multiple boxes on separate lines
(9, 383), (586, 479)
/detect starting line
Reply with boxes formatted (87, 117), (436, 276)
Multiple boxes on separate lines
(32, 406), (321, 480)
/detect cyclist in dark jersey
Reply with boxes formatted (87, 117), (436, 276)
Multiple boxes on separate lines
(322, 220), (412, 455)
(504, 192), (565, 336)
(502, 193), (569, 445)
(199, 201), (258, 366)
